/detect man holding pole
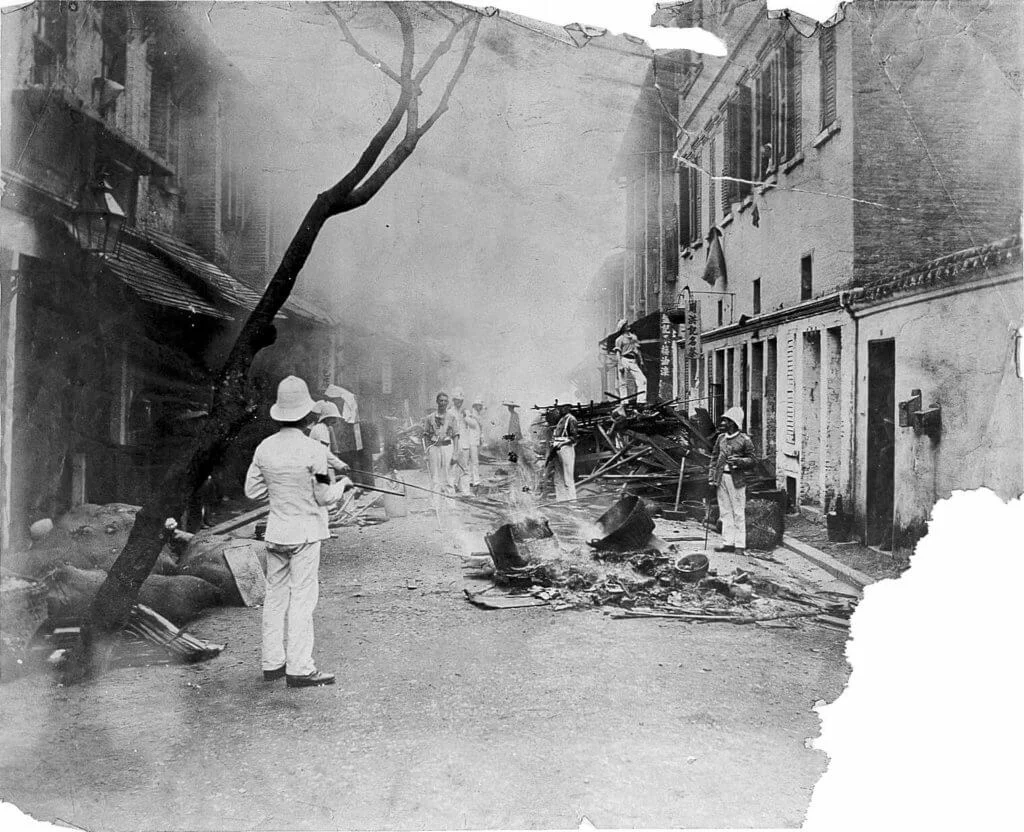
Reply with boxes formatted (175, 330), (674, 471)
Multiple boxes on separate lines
(245, 376), (354, 689)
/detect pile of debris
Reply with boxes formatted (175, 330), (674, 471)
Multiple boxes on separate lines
(533, 399), (766, 502)
(464, 495), (856, 628)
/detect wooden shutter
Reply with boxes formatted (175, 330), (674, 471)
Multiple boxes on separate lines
(737, 85), (753, 197)
(820, 27), (837, 128)
(708, 135), (717, 230)
(693, 147), (702, 242)
(785, 332), (796, 445)
(725, 99), (740, 210)
(786, 36), (802, 157)
(757, 66), (773, 174)
(678, 165), (691, 246)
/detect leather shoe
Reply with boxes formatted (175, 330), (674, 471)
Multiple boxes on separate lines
(734, 548), (746, 557)
(286, 670), (336, 688)
(714, 544), (735, 553)
(262, 666), (286, 681)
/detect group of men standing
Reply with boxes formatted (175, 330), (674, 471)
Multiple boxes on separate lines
(422, 389), (484, 501)
(244, 372), (759, 690)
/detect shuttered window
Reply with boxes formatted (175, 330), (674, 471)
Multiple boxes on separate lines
(753, 37), (803, 174)
(707, 135), (717, 230)
(819, 26), (837, 128)
(785, 332), (797, 445)
(736, 85), (753, 197)
(678, 164), (692, 245)
(785, 35), (802, 156)
(722, 102), (735, 213)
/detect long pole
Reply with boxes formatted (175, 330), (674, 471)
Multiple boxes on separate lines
(344, 468), (505, 513)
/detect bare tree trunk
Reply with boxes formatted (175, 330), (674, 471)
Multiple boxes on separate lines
(74, 4), (481, 679)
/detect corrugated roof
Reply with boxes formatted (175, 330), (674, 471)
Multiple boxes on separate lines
(103, 243), (233, 320)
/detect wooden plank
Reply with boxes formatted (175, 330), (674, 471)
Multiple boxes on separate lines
(206, 505), (269, 536)
(223, 543), (267, 606)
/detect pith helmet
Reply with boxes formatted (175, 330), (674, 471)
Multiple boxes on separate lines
(270, 376), (316, 422)
(722, 406), (745, 430)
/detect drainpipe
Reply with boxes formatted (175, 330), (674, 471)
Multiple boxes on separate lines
(839, 288), (864, 539)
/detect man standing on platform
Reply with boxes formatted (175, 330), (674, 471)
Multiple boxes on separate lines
(613, 319), (647, 405)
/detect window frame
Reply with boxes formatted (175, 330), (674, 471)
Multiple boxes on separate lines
(753, 34), (803, 176)
(800, 252), (813, 301)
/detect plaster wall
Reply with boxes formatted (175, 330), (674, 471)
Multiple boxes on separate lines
(852, 271), (1024, 546)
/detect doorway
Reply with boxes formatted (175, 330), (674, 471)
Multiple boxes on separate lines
(866, 339), (896, 548)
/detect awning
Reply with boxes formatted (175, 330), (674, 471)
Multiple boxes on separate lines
(145, 229), (265, 309)
(145, 228), (334, 325)
(101, 242), (232, 320)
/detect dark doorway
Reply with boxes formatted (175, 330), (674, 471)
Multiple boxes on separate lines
(866, 339), (896, 548)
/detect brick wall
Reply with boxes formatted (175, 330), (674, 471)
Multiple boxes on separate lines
(181, 82), (223, 262)
(851, 1), (1023, 283)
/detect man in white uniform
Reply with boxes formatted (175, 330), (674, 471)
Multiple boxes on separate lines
(245, 376), (353, 688)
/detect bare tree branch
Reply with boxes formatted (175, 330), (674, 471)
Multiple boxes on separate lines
(347, 15), (481, 207)
(326, 2), (402, 83)
(417, 16), (481, 136)
(414, 9), (475, 85)
(327, 2), (416, 197)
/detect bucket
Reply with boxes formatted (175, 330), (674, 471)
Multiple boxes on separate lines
(382, 472), (408, 519)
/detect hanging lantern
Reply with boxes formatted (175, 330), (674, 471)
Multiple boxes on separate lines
(72, 174), (126, 257)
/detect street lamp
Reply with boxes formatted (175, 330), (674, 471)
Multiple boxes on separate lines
(72, 174), (126, 258)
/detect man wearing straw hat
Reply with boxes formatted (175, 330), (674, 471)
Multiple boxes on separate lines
(245, 376), (353, 689)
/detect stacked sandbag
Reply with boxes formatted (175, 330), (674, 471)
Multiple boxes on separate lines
(45, 564), (222, 626)
(9, 504), (141, 576)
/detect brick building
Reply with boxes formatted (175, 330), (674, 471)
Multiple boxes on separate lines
(0, 1), (333, 548)
(602, 0), (1021, 547)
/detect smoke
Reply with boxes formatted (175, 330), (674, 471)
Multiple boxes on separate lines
(200, 3), (650, 413)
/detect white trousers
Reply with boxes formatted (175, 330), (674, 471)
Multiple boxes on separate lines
(467, 444), (480, 486)
(262, 540), (321, 676)
(427, 443), (454, 513)
(452, 446), (472, 494)
(553, 445), (577, 502)
(618, 357), (647, 404)
(717, 474), (746, 549)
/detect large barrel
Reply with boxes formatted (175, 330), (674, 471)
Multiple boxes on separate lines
(588, 495), (656, 552)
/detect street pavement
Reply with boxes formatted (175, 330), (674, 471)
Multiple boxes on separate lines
(0, 480), (851, 830)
